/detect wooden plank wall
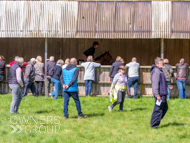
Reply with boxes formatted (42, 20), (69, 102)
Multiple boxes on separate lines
(0, 38), (190, 66)
(1, 38), (161, 65)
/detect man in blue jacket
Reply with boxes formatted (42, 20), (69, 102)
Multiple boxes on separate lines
(150, 57), (173, 128)
(60, 58), (87, 119)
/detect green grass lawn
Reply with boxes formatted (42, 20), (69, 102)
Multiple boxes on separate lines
(0, 94), (189, 143)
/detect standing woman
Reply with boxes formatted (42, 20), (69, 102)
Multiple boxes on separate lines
(34, 56), (44, 96)
(9, 57), (24, 113)
(0, 55), (5, 94)
(62, 58), (70, 70)
(49, 59), (64, 99)
(81, 55), (101, 96)
(108, 65), (128, 112)
(109, 56), (124, 82)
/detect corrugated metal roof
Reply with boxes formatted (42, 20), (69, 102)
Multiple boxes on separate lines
(0, 1), (190, 39)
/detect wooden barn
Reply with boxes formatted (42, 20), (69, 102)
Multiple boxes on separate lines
(0, 0), (190, 97)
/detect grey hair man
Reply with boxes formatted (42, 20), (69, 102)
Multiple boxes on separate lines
(125, 57), (140, 99)
(23, 58), (37, 97)
(9, 57), (24, 113)
(45, 56), (56, 97)
(150, 57), (173, 128)
(60, 58), (87, 119)
(176, 58), (189, 99)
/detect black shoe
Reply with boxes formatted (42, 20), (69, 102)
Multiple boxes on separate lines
(78, 115), (87, 119)
(64, 116), (69, 119)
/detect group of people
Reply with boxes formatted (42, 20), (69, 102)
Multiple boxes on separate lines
(0, 41), (189, 127)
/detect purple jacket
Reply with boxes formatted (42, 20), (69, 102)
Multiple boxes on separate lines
(151, 65), (168, 97)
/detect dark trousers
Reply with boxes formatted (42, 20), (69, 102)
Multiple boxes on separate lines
(35, 81), (43, 96)
(150, 96), (168, 128)
(85, 80), (93, 96)
(111, 91), (125, 111)
(63, 91), (83, 117)
(23, 80), (37, 97)
(127, 76), (139, 98)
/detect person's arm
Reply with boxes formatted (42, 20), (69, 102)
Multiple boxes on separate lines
(60, 72), (65, 85)
(109, 65), (114, 77)
(16, 68), (23, 87)
(67, 69), (79, 87)
(152, 69), (160, 98)
(81, 63), (85, 67)
(110, 74), (119, 91)
(125, 63), (131, 67)
(24, 65), (31, 81)
(93, 62), (101, 67)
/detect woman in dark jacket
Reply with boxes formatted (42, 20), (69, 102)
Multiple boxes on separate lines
(49, 59), (64, 99)
(109, 56), (124, 82)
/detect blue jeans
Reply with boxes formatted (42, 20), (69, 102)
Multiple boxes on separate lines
(166, 82), (171, 99)
(177, 80), (186, 99)
(63, 91), (83, 117)
(51, 78), (61, 99)
(23, 80), (37, 97)
(127, 76), (139, 98)
(9, 84), (23, 113)
(111, 78), (114, 82)
(85, 80), (93, 96)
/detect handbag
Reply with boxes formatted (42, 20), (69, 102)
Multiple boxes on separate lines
(36, 63), (44, 76)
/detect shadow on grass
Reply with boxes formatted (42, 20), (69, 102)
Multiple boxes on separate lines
(35, 109), (54, 114)
(128, 107), (147, 112)
(71, 113), (105, 118)
(160, 122), (187, 128)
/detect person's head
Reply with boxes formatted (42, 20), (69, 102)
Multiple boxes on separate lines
(50, 56), (54, 62)
(116, 56), (124, 63)
(70, 58), (77, 66)
(87, 55), (93, 62)
(65, 58), (70, 65)
(118, 65), (126, 74)
(164, 59), (169, 64)
(93, 41), (99, 48)
(15, 57), (24, 66)
(30, 58), (36, 65)
(180, 58), (185, 64)
(0, 55), (4, 60)
(132, 57), (137, 62)
(14, 56), (19, 61)
(155, 57), (164, 68)
(57, 59), (64, 66)
(36, 56), (42, 63)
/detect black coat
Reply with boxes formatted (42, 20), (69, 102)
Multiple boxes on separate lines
(0, 60), (5, 76)
(109, 60), (124, 78)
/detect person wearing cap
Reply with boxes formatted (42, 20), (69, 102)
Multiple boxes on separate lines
(82, 41), (99, 61)
(23, 58), (37, 97)
(125, 57), (140, 99)
(108, 65), (128, 112)
(176, 58), (189, 99)
(150, 57), (173, 128)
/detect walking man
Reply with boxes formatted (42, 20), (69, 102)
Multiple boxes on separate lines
(23, 58), (37, 97)
(126, 57), (140, 99)
(176, 58), (189, 99)
(61, 58), (87, 119)
(150, 57), (173, 128)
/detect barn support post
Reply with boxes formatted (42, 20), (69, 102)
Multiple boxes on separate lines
(161, 38), (164, 59)
(45, 38), (48, 62)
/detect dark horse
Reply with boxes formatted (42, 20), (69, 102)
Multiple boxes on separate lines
(94, 51), (114, 65)
(78, 51), (114, 65)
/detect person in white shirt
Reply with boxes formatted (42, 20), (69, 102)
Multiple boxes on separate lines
(81, 55), (101, 96)
(125, 57), (140, 99)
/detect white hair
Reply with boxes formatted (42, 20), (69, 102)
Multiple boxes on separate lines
(57, 59), (64, 65)
(30, 58), (36, 63)
(50, 56), (54, 61)
(15, 57), (24, 66)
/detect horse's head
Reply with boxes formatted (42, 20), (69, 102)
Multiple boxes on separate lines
(104, 51), (114, 64)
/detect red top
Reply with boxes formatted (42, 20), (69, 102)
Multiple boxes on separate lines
(177, 78), (187, 81)
(9, 61), (27, 72)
